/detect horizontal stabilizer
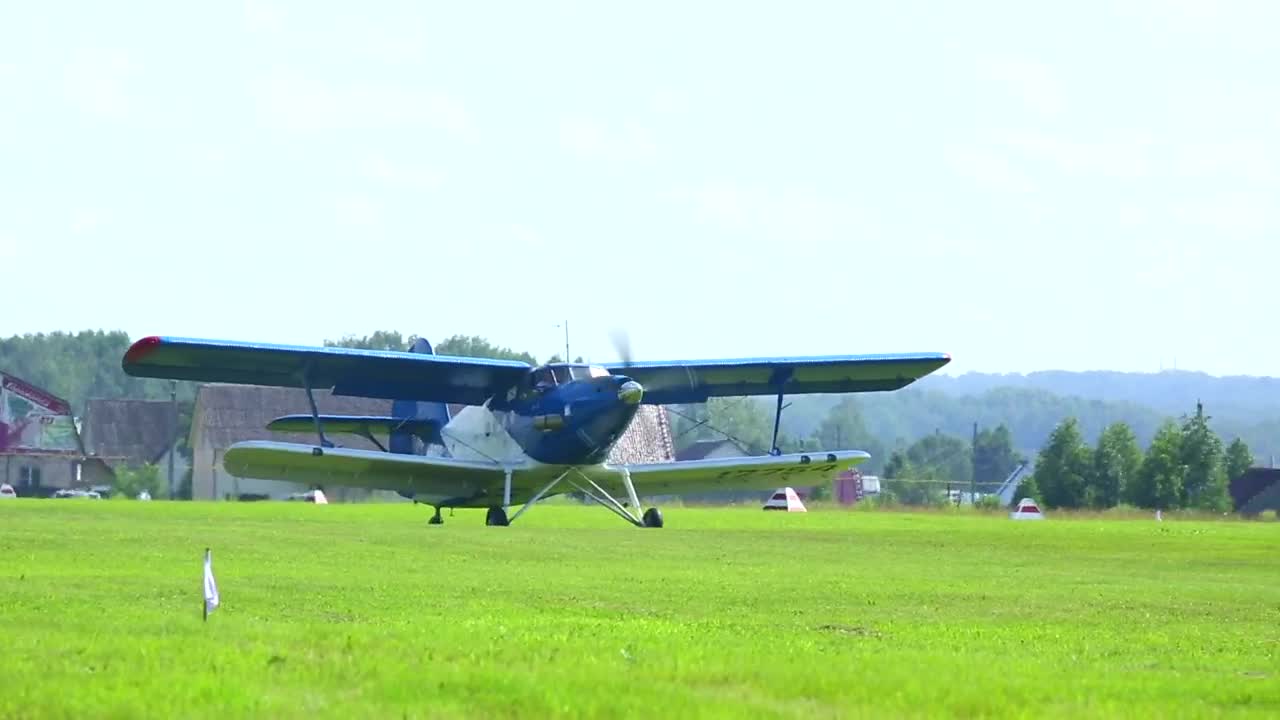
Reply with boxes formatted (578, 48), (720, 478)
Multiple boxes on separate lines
(267, 415), (443, 446)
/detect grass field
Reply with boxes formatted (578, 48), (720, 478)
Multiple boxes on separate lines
(1, 500), (1277, 718)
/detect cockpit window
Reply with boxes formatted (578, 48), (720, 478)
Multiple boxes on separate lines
(534, 365), (613, 387)
(569, 365), (612, 380)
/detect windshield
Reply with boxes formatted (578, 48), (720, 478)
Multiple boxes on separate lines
(534, 365), (611, 386)
(569, 365), (611, 380)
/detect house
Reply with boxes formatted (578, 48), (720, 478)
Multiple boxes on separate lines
(81, 398), (189, 493)
(1, 371), (114, 496)
(189, 384), (397, 502)
(676, 438), (747, 461)
(188, 383), (677, 501)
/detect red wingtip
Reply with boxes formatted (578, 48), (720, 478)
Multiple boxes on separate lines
(123, 336), (164, 365)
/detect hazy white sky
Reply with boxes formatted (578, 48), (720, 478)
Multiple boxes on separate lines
(2, 1), (1276, 375)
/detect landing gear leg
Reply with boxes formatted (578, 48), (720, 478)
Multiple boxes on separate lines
(428, 506), (444, 525)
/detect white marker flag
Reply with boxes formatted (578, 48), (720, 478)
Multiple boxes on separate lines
(203, 548), (220, 620)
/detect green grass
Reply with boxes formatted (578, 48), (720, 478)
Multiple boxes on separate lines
(1, 501), (1277, 718)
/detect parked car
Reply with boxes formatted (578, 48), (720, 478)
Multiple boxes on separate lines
(53, 489), (101, 499)
(0, 483), (16, 499)
(286, 489), (328, 504)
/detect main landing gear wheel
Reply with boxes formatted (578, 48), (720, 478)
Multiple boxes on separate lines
(486, 506), (510, 527)
(642, 507), (664, 528)
(428, 507), (444, 525)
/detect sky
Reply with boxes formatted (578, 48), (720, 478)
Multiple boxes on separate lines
(2, 1), (1277, 376)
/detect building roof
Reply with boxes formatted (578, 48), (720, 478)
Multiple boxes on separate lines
(608, 405), (675, 464)
(192, 384), (391, 451)
(676, 438), (746, 462)
(190, 384), (676, 462)
(82, 398), (178, 465)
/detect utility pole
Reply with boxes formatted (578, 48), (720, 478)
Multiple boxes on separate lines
(169, 380), (178, 500)
(970, 421), (978, 504)
(564, 319), (570, 363)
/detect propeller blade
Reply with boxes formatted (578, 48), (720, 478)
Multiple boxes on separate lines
(609, 328), (632, 366)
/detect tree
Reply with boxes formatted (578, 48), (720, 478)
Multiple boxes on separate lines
(1089, 422), (1142, 508)
(1224, 437), (1254, 485)
(435, 335), (538, 364)
(812, 398), (885, 473)
(704, 398), (775, 455)
(0, 330), (196, 413)
(1132, 420), (1184, 509)
(1180, 402), (1228, 511)
(324, 331), (411, 352)
(973, 424), (1023, 489)
(882, 449), (947, 505)
(878, 432), (970, 505)
(1033, 418), (1092, 508)
(323, 332), (540, 365)
(1011, 473), (1040, 506)
(900, 432), (972, 484)
(113, 463), (163, 499)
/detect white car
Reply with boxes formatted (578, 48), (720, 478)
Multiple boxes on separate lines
(53, 489), (101, 499)
(0, 483), (16, 499)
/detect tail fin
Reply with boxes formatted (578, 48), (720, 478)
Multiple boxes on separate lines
(390, 338), (452, 455)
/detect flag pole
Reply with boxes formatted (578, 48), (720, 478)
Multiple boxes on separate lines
(203, 548), (208, 622)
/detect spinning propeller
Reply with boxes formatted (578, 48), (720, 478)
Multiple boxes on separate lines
(609, 328), (633, 368)
(610, 328), (786, 456)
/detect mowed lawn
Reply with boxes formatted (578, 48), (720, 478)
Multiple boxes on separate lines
(1, 501), (1277, 718)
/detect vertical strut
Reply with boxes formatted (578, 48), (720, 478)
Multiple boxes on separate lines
(771, 390), (785, 456)
(303, 376), (329, 448)
(503, 467), (513, 510)
(621, 467), (641, 512)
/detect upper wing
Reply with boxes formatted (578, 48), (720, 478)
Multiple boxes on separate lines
(585, 450), (870, 497)
(601, 353), (950, 404)
(122, 336), (530, 405)
(223, 441), (527, 505)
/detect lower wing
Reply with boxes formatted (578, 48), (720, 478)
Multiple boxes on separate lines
(221, 442), (866, 505)
(587, 450), (870, 497)
(222, 441), (536, 506)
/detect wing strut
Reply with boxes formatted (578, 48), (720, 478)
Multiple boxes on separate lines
(301, 368), (331, 453)
(771, 390), (785, 456)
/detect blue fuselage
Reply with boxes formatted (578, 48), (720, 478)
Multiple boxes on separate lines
(495, 371), (643, 465)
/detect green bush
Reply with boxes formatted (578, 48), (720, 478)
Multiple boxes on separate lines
(112, 463), (163, 499)
(974, 495), (1004, 511)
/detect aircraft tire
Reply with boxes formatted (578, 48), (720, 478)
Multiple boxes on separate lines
(642, 507), (664, 528)
(486, 506), (510, 527)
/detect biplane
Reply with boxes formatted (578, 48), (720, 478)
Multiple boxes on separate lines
(122, 335), (948, 527)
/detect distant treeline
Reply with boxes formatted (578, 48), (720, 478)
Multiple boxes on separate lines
(0, 331), (196, 413)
